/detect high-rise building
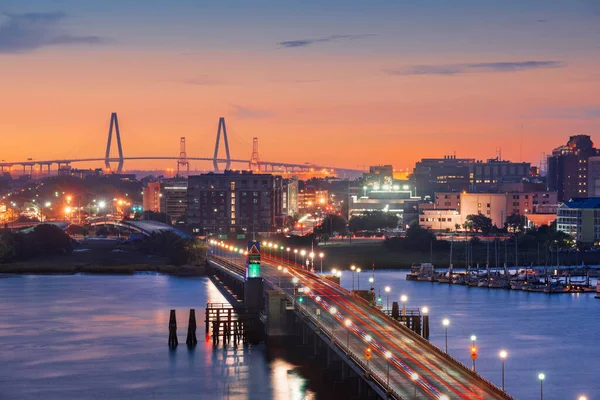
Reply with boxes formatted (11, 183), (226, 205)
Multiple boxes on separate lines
(142, 182), (161, 213)
(547, 135), (597, 201)
(187, 170), (283, 234)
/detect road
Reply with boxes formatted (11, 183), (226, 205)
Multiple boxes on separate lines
(210, 249), (511, 400)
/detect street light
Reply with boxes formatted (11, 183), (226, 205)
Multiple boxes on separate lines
(300, 250), (306, 268)
(329, 307), (337, 341)
(286, 247), (291, 262)
(319, 252), (324, 274)
(292, 277), (299, 307)
(499, 350), (508, 391)
(442, 318), (450, 353)
(400, 294), (408, 315)
(538, 373), (545, 400)
(294, 249), (298, 264)
(471, 335), (477, 371)
(350, 265), (356, 290)
(578, 396), (588, 400)
(344, 319), (352, 349)
(411, 372), (419, 399)
(384, 351), (392, 388)
(277, 265), (282, 288)
(384, 286), (391, 311)
(356, 268), (362, 290)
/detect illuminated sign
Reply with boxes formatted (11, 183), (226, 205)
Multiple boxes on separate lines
(246, 241), (261, 278)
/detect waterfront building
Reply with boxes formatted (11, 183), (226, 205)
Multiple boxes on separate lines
(421, 190), (558, 230)
(187, 170), (283, 235)
(160, 180), (188, 223)
(556, 197), (600, 244)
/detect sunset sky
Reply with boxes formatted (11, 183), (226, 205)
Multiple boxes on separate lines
(1, 0), (599, 172)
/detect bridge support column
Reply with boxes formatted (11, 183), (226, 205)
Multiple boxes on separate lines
(168, 309), (178, 348)
(186, 309), (198, 348)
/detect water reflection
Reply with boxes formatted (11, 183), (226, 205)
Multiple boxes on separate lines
(0, 275), (317, 400)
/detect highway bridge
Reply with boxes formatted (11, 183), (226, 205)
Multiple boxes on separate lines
(206, 242), (513, 400)
(0, 113), (362, 179)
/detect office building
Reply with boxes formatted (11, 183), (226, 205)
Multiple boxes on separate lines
(548, 135), (597, 201)
(282, 177), (299, 216)
(587, 156), (600, 197)
(413, 155), (531, 198)
(142, 182), (161, 213)
(557, 198), (600, 244)
(160, 180), (188, 223)
(349, 185), (419, 228)
(187, 170), (283, 234)
(298, 187), (329, 213)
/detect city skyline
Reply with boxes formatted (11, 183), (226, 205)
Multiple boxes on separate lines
(1, 1), (599, 170)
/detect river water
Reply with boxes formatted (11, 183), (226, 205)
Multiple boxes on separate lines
(0, 272), (598, 400)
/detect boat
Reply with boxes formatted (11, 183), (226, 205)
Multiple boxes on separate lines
(543, 276), (569, 294)
(406, 264), (420, 281)
(406, 263), (437, 282)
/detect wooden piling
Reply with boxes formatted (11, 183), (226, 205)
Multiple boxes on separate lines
(186, 309), (198, 347)
(168, 309), (178, 348)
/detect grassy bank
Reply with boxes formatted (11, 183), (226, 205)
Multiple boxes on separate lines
(319, 242), (600, 270)
(0, 262), (206, 276)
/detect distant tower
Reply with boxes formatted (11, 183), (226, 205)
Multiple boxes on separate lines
(105, 112), (124, 173)
(213, 117), (231, 172)
(177, 137), (189, 177)
(249, 137), (261, 172)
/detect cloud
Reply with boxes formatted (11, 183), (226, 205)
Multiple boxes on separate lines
(230, 104), (272, 119)
(0, 11), (107, 53)
(277, 34), (376, 49)
(384, 61), (564, 76)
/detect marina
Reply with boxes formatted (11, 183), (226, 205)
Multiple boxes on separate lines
(407, 262), (600, 294)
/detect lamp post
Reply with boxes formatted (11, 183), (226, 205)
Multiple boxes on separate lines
(384, 351), (392, 388)
(294, 249), (298, 264)
(411, 372), (419, 399)
(357, 268), (362, 290)
(292, 277), (299, 307)
(499, 350), (507, 391)
(350, 265), (356, 290)
(286, 247), (290, 262)
(442, 318), (450, 353)
(384, 286), (391, 311)
(277, 265), (282, 288)
(400, 294), (408, 315)
(319, 252), (324, 274)
(538, 373), (545, 400)
(578, 396), (588, 400)
(309, 252), (315, 271)
(300, 250), (306, 268)
(344, 319), (352, 349)
(471, 335), (477, 371)
(329, 307), (337, 341)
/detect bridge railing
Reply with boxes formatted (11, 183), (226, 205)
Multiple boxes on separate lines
(286, 288), (404, 399)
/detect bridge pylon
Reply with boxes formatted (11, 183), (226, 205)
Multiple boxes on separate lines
(213, 117), (231, 172)
(249, 137), (261, 172)
(177, 137), (190, 177)
(105, 112), (124, 173)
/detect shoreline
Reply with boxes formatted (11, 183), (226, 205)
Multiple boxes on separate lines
(0, 263), (207, 276)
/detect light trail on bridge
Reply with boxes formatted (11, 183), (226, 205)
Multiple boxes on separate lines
(208, 242), (513, 400)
